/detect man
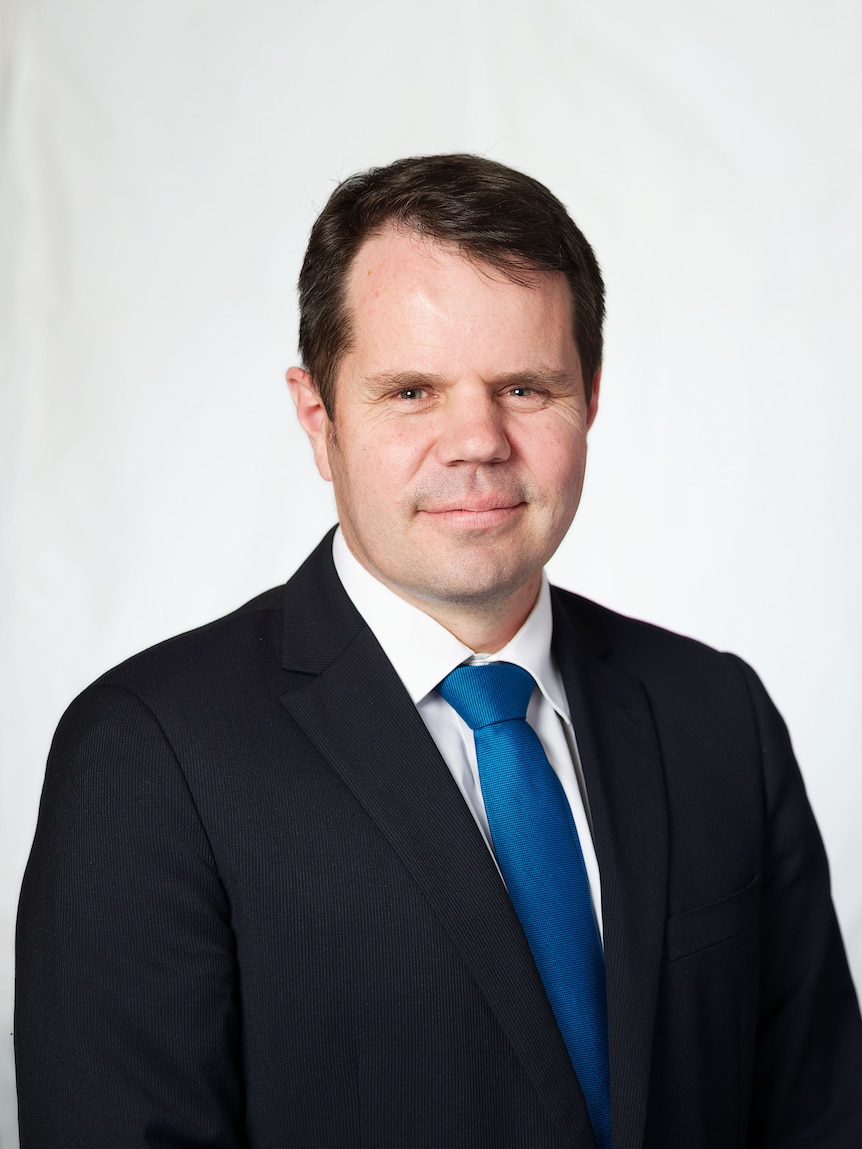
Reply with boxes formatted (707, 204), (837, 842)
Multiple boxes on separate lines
(16, 155), (862, 1148)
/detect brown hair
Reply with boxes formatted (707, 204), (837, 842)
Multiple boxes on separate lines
(297, 154), (605, 417)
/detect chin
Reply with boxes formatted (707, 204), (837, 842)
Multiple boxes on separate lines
(412, 560), (539, 610)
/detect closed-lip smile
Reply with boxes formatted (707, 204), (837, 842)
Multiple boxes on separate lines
(419, 501), (526, 527)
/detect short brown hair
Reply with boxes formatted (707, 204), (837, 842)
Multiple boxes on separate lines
(297, 154), (605, 417)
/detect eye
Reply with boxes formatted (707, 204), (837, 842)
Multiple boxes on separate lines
(398, 388), (425, 400)
(500, 384), (549, 411)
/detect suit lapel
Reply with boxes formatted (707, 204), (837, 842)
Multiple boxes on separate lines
(278, 539), (595, 1148)
(552, 592), (669, 1149)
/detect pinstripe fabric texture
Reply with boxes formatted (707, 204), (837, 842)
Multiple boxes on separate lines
(15, 533), (862, 1147)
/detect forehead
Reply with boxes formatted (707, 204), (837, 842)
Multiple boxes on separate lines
(342, 227), (578, 377)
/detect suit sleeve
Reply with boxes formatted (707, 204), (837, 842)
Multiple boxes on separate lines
(732, 658), (862, 1148)
(15, 683), (245, 1148)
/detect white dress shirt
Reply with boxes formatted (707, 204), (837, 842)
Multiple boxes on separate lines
(332, 529), (604, 941)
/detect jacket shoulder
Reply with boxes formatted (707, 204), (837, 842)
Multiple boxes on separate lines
(81, 583), (286, 711)
(550, 585), (764, 721)
(552, 585), (730, 665)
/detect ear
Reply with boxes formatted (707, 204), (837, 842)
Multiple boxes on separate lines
(286, 367), (333, 482)
(586, 367), (601, 430)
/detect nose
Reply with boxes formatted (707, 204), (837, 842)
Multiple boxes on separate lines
(434, 384), (512, 466)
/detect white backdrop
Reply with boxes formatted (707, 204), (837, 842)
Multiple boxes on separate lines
(2, 0), (861, 1141)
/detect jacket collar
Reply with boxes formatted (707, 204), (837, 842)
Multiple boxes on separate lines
(552, 589), (669, 1149)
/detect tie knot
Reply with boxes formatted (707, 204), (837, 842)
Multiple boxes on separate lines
(437, 662), (536, 730)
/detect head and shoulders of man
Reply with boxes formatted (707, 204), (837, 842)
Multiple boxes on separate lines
(91, 154), (728, 704)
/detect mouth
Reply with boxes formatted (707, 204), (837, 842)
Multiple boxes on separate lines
(418, 502), (526, 529)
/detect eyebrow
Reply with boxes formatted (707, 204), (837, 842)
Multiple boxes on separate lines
(362, 368), (578, 394)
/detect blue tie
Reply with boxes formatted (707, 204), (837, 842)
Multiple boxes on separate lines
(438, 662), (611, 1149)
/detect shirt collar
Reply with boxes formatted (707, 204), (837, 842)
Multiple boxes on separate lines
(331, 528), (571, 723)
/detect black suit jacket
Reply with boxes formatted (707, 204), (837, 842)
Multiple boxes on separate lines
(15, 533), (862, 1147)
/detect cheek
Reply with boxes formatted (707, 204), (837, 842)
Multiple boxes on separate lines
(519, 427), (587, 495)
(360, 426), (430, 487)
(335, 429), (425, 514)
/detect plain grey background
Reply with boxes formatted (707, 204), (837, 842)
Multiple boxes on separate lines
(2, 1), (861, 1142)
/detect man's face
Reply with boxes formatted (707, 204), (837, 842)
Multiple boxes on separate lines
(290, 226), (598, 636)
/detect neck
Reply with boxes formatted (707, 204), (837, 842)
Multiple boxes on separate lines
(390, 578), (541, 654)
